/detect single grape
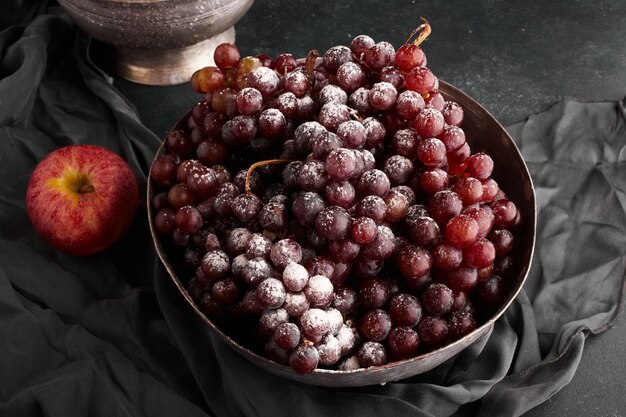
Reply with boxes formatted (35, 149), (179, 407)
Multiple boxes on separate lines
(425, 91), (445, 111)
(360, 309), (392, 342)
(298, 160), (328, 192)
(467, 152), (494, 179)
(289, 342), (319, 374)
(417, 316), (449, 347)
(336, 120), (366, 150)
(300, 308), (331, 342)
(258, 108), (286, 139)
(491, 198), (518, 228)
(389, 293), (422, 327)
(349, 87), (374, 115)
(395, 43), (426, 70)
(175, 205), (203, 234)
(282, 70), (310, 97)
(407, 216), (440, 247)
(357, 169), (391, 198)
(333, 285), (357, 314)
(230, 194), (261, 222)
(151, 156), (178, 186)
(325, 180), (356, 208)
(235, 87), (263, 115)
(358, 277), (390, 309)
(322, 45), (353, 74)
(214, 42), (240, 70)
(305, 256), (335, 279)
(481, 178), (500, 202)
(199, 292), (220, 316)
(360, 225), (396, 260)
(246, 66), (280, 98)
(463, 237), (496, 269)
(315, 205), (352, 241)
(388, 327), (420, 359)
(384, 189), (409, 222)
(473, 275), (506, 312)
(318, 102), (351, 132)
(350, 34), (375, 58)
(325, 148), (359, 183)
(210, 87), (237, 116)
(417, 137), (447, 167)
(256, 53), (274, 68)
(257, 277), (287, 309)
(445, 214), (479, 248)
(241, 257), (271, 287)
(357, 341), (387, 367)
(274, 52), (297, 74)
(369, 82), (398, 111)
(428, 190), (463, 225)
(350, 216), (378, 244)
(439, 125), (466, 152)
(312, 131), (343, 160)
(282, 291), (309, 318)
(413, 107), (445, 137)
(317, 334), (342, 366)
(292, 192), (326, 228)
(431, 242), (463, 271)
(488, 228), (514, 256)
(436, 266), (478, 293)
(336, 62), (366, 92)
(452, 177), (484, 206)
(363, 41), (395, 70)
(167, 183), (195, 209)
(396, 244), (432, 281)
(421, 283), (454, 316)
(355, 195), (387, 223)
(274, 322), (301, 350)
(319, 84), (349, 106)
(378, 66), (404, 90)
(245, 233), (272, 259)
(211, 278), (240, 305)
(405, 66), (435, 94)
(442, 101), (464, 126)
(270, 239), (303, 270)
(448, 311), (476, 340)
(420, 168), (449, 194)
(304, 274), (334, 308)
(363, 117), (386, 148)
(190, 66), (224, 93)
(274, 91), (298, 118)
(391, 128), (420, 158)
(154, 208), (176, 235)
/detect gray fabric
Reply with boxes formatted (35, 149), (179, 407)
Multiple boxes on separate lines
(1, 4), (625, 417)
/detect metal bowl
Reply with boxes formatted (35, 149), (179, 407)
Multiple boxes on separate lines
(147, 80), (537, 387)
(58, 0), (254, 85)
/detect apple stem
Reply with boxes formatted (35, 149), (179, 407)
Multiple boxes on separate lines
(245, 159), (295, 196)
(78, 184), (94, 193)
(403, 17), (431, 46)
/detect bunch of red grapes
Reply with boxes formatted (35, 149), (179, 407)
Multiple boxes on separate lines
(150, 21), (521, 375)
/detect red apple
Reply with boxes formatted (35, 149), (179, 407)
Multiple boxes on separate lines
(26, 144), (139, 256)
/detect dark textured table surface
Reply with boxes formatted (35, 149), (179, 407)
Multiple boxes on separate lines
(115, 1), (626, 415)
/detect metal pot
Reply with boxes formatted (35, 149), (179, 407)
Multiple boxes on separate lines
(147, 80), (537, 386)
(58, 0), (255, 85)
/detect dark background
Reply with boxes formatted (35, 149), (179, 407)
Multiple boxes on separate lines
(114, 1), (626, 415)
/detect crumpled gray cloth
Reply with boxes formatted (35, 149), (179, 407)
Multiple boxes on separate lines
(1, 4), (625, 417)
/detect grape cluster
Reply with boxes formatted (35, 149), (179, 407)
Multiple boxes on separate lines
(150, 23), (521, 375)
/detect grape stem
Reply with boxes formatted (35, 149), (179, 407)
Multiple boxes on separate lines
(245, 159), (296, 196)
(305, 49), (319, 88)
(403, 17), (431, 46)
